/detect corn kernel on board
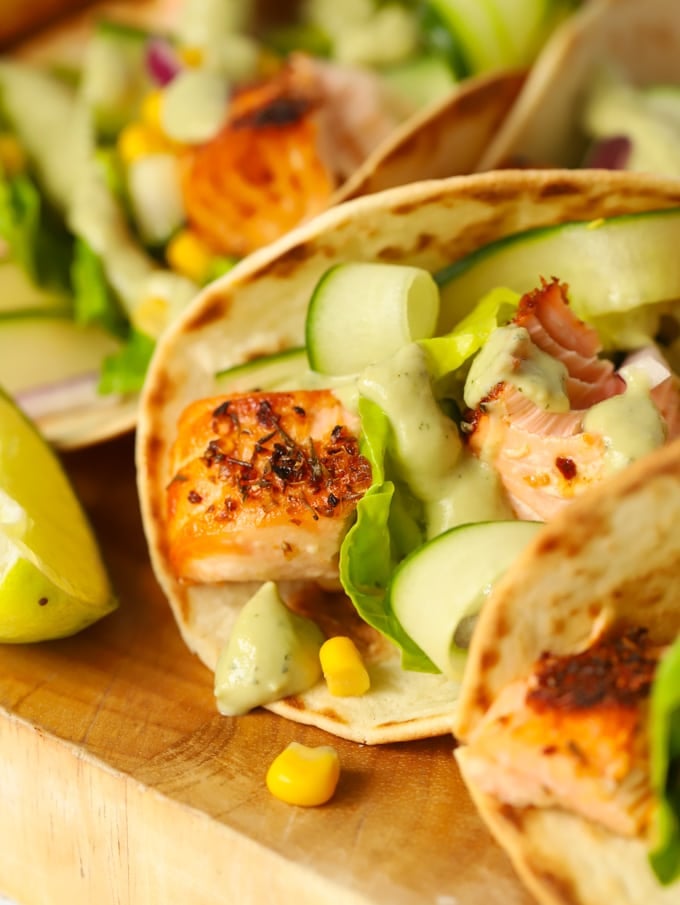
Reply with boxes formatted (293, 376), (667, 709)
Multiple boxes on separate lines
(0, 435), (533, 905)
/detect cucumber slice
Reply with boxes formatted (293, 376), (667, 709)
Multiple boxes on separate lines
(126, 153), (186, 247)
(0, 62), (83, 211)
(160, 69), (230, 145)
(381, 55), (458, 109)
(427, 0), (508, 73)
(436, 207), (680, 332)
(306, 262), (440, 376)
(389, 519), (543, 679)
(427, 0), (561, 73)
(0, 261), (69, 316)
(81, 19), (151, 139)
(0, 314), (121, 400)
(215, 347), (309, 393)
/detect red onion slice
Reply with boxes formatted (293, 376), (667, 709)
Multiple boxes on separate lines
(620, 345), (673, 389)
(583, 135), (632, 170)
(14, 372), (122, 420)
(146, 37), (182, 87)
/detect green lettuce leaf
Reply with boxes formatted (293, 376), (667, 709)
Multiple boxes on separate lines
(420, 285), (519, 379)
(649, 635), (680, 884)
(340, 396), (435, 672)
(98, 328), (154, 395)
(71, 237), (127, 337)
(0, 167), (72, 291)
(340, 287), (518, 672)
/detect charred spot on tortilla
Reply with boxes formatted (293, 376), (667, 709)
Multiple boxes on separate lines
(536, 178), (586, 199)
(481, 648), (500, 673)
(414, 233), (436, 253)
(145, 375), (178, 415)
(268, 241), (322, 279)
(532, 864), (580, 905)
(498, 802), (528, 832)
(184, 295), (233, 334)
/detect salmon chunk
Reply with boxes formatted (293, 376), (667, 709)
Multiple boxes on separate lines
(458, 628), (661, 838)
(166, 390), (372, 584)
(465, 280), (679, 520)
(180, 54), (401, 257)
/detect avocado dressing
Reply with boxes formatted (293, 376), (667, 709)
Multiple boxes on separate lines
(464, 324), (570, 412)
(357, 343), (513, 535)
(214, 582), (325, 716)
(583, 367), (666, 472)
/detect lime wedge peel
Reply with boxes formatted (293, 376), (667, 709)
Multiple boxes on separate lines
(0, 389), (117, 642)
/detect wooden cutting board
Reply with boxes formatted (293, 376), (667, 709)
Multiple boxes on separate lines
(0, 434), (534, 905)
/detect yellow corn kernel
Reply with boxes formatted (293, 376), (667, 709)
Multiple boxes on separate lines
(178, 46), (204, 67)
(319, 636), (371, 697)
(117, 122), (169, 165)
(0, 133), (26, 176)
(165, 229), (213, 284)
(266, 742), (340, 807)
(140, 90), (165, 131)
(132, 295), (170, 339)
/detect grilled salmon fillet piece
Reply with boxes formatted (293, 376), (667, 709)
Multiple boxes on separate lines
(180, 53), (402, 257)
(457, 628), (662, 838)
(166, 390), (372, 584)
(465, 280), (680, 520)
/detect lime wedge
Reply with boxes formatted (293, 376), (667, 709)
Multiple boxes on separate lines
(0, 389), (116, 642)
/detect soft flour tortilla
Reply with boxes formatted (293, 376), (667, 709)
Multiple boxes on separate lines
(8, 1), (523, 450)
(454, 437), (680, 904)
(477, 0), (680, 171)
(136, 168), (680, 744)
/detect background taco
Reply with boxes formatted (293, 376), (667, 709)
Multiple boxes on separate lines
(453, 436), (680, 905)
(0, 0), (531, 450)
(136, 168), (680, 745)
(477, 0), (680, 174)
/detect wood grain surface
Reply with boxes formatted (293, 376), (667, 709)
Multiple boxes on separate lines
(0, 434), (534, 905)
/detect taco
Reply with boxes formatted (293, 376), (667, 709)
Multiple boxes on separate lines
(0, 0), (526, 450)
(477, 0), (680, 175)
(136, 168), (680, 744)
(453, 435), (680, 904)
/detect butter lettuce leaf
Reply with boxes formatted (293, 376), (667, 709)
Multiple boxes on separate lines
(649, 635), (680, 885)
(71, 237), (127, 337)
(0, 168), (72, 291)
(420, 285), (519, 379)
(98, 327), (154, 395)
(339, 396), (434, 672)
(340, 287), (519, 673)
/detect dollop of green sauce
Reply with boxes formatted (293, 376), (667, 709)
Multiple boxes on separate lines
(214, 582), (325, 716)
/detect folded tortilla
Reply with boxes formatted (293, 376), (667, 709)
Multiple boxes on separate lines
(136, 168), (680, 744)
(477, 0), (680, 171)
(7, 0), (523, 450)
(453, 435), (680, 904)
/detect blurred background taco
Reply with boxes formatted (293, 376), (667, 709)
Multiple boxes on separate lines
(478, 0), (680, 175)
(0, 0), (576, 449)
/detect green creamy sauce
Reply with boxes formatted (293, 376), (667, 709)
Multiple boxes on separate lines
(358, 343), (462, 501)
(463, 324), (570, 412)
(583, 368), (666, 472)
(356, 343), (513, 533)
(214, 582), (324, 716)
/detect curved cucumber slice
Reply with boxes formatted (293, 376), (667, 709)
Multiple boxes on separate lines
(306, 262), (439, 376)
(436, 207), (680, 332)
(0, 314), (121, 398)
(389, 519), (543, 679)
(215, 347), (308, 394)
(0, 262), (69, 316)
